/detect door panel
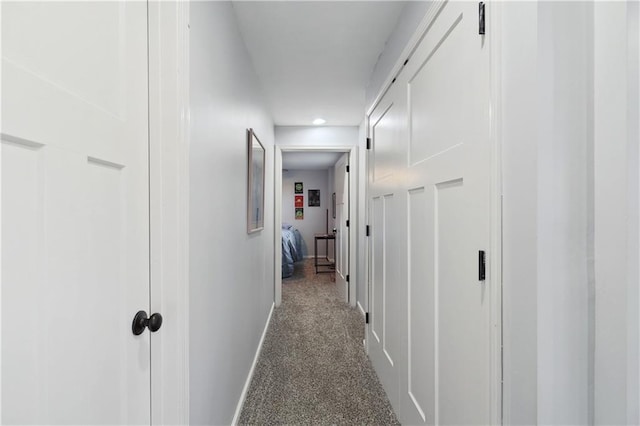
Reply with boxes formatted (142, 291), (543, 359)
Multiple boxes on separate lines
(371, 196), (384, 345)
(407, 186), (434, 424)
(368, 1), (492, 424)
(2, 2), (151, 424)
(335, 154), (349, 301)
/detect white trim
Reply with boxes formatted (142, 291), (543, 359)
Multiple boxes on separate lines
(364, 115), (371, 357)
(357, 301), (366, 317)
(178, 1), (190, 422)
(487, 1), (505, 424)
(274, 145), (358, 308)
(274, 147), (283, 306)
(231, 303), (275, 426)
(148, 1), (190, 424)
(348, 148), (358, 308)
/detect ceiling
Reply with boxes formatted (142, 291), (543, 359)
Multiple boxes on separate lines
(233, 1), (406, 126)
(282, 152), (343, 170)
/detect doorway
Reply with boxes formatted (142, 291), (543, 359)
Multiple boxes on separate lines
(274, 146), (358, 308)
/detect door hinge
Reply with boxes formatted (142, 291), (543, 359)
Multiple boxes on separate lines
(366, 137), (371, 150)
(365, 312), (369, 324)
(479, 250), (486, 281)
(346, 165), (350, 173)
(346, 274), (350, 283)
(479, 2), (486, 35)
(346, 219), (350, 227)
(366, 225), (370, 236)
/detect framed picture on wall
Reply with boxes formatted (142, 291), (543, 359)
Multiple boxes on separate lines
(332, 192), (336, 218)
(247, 128), (265, 233)
(308, 189), (320, 207)
(295, 208), (304, 220)
(294, 182), (303, 194)
(295, 195), (303, 208)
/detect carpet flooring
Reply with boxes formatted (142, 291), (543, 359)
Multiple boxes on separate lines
(238, 259), (399, 425)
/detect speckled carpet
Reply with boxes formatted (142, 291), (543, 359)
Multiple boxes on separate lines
(238, 259), (399, 425)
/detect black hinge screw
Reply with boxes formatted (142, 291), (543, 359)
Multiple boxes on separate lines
(366, 225), (370, 236)
(365, 312), (369, 324)
(366, 138), (372, 150)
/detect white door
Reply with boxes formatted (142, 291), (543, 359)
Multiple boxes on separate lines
(368, 1), (492, 424)
(334, 153), (349, 302)
(2, 2), (152, 424)
(367, 78), (406, 412)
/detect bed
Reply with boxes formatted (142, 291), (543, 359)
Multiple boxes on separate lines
(282, 224), (306, 278)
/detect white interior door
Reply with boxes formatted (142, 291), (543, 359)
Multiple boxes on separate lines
(368, 1), (492, 424)
(2, 2), (152, 424)
(334, 153), (349, 302)
(367, 78), (406, 411)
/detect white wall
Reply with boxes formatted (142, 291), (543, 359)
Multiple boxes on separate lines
(189, 2), (274, 424)
(593, 2), (639, 423)
(500, 3), (539, 422)
(501, 1), (640, 423)
(282, 169), (330, 257)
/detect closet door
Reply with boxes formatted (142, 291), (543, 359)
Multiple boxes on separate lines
(367, 79), (407, 411)
(2, 2), (152, 424)
(367, 1), (493, 423)
(399, 2), (492, 423)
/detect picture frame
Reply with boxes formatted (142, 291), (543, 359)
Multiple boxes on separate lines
(308, 189), (320, 207)
(247, 128), (265, 233)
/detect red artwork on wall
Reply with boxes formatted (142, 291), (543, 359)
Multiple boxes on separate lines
(295, 195), (303, 208)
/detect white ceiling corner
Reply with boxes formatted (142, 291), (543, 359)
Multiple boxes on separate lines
(233, 1), (406, 126)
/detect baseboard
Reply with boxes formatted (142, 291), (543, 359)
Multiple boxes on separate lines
(231, 302), (275, 425)
(357, 301), (366, 317)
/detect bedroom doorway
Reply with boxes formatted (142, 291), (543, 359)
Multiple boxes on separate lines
(274, 146), (358, 308)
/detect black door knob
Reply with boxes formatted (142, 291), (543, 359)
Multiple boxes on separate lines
(132, 310), (163, 335)
(147, 312), (163, 332)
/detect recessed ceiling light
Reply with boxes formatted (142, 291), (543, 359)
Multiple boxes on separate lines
(313, 118), (326, 125)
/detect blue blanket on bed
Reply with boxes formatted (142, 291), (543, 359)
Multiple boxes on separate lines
(282, 225), (306, 278)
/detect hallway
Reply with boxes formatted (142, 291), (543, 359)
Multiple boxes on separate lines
(2, 1), (640, 424)
(239, 260), (398, 424)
